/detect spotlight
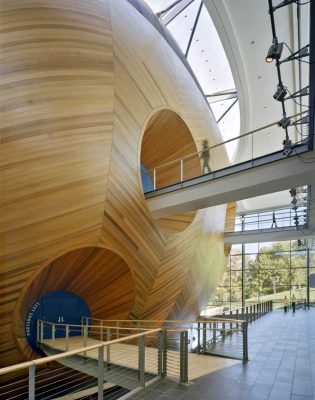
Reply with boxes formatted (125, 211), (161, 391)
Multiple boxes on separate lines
(282, 138), (292, 155)
(273, 85), (287, 102)
(277, 116), (291, 129)
(266, 41), (283, 63)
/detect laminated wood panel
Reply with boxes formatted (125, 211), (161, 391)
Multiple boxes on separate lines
(0, 0), (230, 369)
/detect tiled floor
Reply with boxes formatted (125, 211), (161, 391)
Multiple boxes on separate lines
(131, 308), (315, 400)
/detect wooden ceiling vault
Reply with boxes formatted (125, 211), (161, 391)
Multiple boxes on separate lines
(0, 0), (233, 368)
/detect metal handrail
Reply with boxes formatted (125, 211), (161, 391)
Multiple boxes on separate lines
(38, 320), (153, 331)
(81, 316), (246, 325)
(147, 110), (308, 174)
(0, 328), (161, 375)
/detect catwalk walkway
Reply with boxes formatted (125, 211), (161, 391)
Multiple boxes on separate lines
(131, 308), (315, 400)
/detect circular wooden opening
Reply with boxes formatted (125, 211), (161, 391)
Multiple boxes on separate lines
(14, 247), (135, 359)
(140, 109), (201, 234)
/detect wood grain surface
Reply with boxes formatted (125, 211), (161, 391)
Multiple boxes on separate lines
(0, 0), (233, 370)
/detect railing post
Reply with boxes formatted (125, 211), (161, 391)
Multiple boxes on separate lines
(180, 330), (188, 383)
(158, 331), (163, 378)
(212, 322), (216, 346)
(82, 325), (87, 347)
(100, 321), (103, 342)
(250, 305), (253, 322)
(138, 335), (145, 387)
(243, 321), (248, 362)
(98, 346), (104, 400)
(202, 322), (207, 352)
(29, 365), (35, 400)
(197, 322), (200, 354)
(230, 311), (233, 330)
(236, 309), (239, 329)
(83, 324), (88, 358)
(65, 324), (69, 351)
(153, 169), (156, 190)
(52, 324), (55, 342)
(40, 320), (44, 342)
(36, 320), (40, 344)
(180, 159), (184, 182)
(163, 329), (167, 378)
(106, 328), (111, 365)
(116, 321), (119, 339)
(222, 321), (225, 340)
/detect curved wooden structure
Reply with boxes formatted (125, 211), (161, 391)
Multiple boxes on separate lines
(0, 0), (231, 367)
(141, 109), (200, 234)
(14, 247), (135, 359)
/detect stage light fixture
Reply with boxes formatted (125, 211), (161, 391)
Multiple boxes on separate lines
(291, 198), (297, 205)
(266, 41), (283, 63)
(273, 85), (287, 102)
(277, 116), (291, 129)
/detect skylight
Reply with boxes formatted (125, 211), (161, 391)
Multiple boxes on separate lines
(144, 0), (240, 160)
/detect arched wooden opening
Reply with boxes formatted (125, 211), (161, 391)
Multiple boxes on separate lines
(141, 109), (201, 234)
(14, 247), (135, 359)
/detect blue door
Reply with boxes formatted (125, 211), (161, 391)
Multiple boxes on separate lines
(25, 291), (91, 354)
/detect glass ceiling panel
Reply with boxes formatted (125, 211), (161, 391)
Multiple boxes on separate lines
(217, 101), (240, 160)
(145, 0), (176, 13)
(167, 0), (201, 53)
(144, 0), (240, 160)
(185, 4), (235, 94)
(210, 98), (237, 122)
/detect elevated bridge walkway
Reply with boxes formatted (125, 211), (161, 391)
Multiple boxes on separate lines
(144, 112), (313, 218)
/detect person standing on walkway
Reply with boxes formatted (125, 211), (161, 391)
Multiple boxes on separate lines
(271, 211), (277, 228)
(284, 295), (289, 313)
(291, 294), (296, 313)
(200, 140), (211, 174)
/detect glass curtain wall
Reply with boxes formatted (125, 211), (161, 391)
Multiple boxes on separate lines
(205, 240), (314, 313)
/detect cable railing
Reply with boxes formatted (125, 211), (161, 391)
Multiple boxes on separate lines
(0, 304), (274, 399)
(80, 316), (251, 362)
(144, 111), (309, 192)
(0, 326), (165, 400)
(225, 206), (308, 233)
(36, 321), (189, 386)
